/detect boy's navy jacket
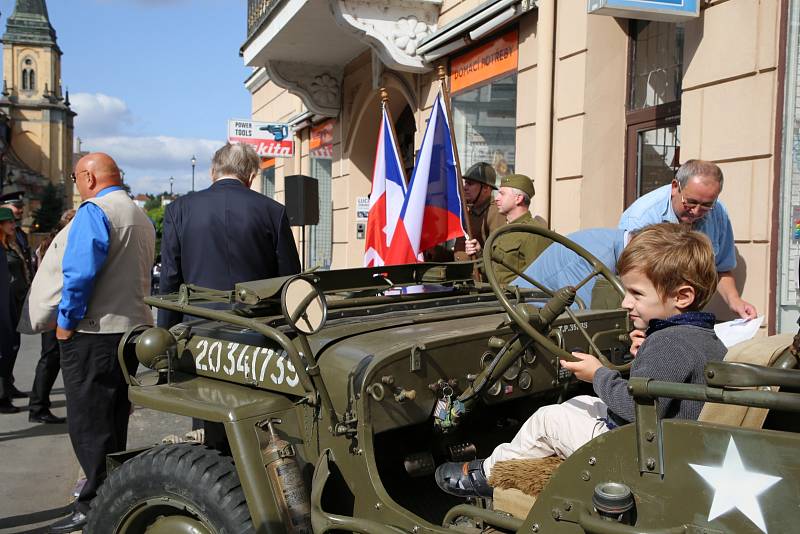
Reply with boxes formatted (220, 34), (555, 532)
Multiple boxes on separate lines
(594, 311), (726, 426)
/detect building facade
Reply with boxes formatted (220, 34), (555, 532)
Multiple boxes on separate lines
(242, 0), (788, 332)
(0, 0), (75, 214)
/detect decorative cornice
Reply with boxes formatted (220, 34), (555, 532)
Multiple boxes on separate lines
(266, 61), (343, 117)
(330, 0), (441, 73)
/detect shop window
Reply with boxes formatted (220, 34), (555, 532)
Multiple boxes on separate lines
(261, 159), (275, 198)
(450, 29), (519, 184)
(625, 21), (683, 204)
(309, 120), (334, 269)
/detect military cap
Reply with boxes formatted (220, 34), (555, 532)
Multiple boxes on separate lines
(463, 162), (497, 189)
(499, 174), (535, 198)
(0, 189), (23, 206)
(0, 207), (13, 222)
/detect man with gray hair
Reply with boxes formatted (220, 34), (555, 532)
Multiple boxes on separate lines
(619, 159), (756, 319)
(158, 142), (301, 328)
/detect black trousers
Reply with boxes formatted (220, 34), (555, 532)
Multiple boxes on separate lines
(0, 329), (19, 400)
(59, 332), (136, 512)
(29, 330), (61, 415)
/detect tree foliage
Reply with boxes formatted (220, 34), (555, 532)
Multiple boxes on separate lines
(33, 182), (64, 233)
(147, 205), (165, 257)
(144, 194), (161, 212)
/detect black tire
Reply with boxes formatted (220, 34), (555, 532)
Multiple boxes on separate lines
(85, 443), (255, 534)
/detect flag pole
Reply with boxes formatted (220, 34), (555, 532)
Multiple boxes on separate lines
(437, 65), (475, 249)
(380, 87), (410, 187)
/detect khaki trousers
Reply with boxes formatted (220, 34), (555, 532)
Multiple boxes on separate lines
(483, 395), (611, 477)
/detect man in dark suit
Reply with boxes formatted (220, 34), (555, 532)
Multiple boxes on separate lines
(158, 142), (301, 328)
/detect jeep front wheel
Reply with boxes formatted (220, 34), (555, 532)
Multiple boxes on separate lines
(86, 443), (254, 534)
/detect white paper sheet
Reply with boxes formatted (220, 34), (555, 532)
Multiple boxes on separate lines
(713, 316), (765, 348)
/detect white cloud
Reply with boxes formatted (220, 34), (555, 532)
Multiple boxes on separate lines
(80, 135), (223, 195)
(71, 92), (228, 195)
(71, 92), (133, 137)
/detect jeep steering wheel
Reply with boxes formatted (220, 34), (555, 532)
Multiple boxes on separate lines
(483, 224), (632, 373)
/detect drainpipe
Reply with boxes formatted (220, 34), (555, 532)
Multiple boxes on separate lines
(534, 0), (556, 224)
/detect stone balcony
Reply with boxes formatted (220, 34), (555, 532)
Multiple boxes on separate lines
(241, 0), (442, 117)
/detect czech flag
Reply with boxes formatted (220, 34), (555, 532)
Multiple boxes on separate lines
(385, 91), (466, 264)
(364, 105), (408, 266)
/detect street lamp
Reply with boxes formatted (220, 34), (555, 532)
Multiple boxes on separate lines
(191, 155), (196, 192)
(169, 176), (174, 196)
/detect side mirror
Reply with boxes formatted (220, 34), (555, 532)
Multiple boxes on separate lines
(281, 276), (327, 335)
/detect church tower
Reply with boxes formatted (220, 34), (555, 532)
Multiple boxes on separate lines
(0, 0), (75, 206)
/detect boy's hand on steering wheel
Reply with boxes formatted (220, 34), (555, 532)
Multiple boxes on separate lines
(561, 352), (603, 383)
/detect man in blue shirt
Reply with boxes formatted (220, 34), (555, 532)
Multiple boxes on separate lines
(47, 153), (155, 533)
(511, 228), (627, 309)
(618, 159), (756, 320)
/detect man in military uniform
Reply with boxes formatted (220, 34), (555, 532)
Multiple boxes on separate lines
(453, 162), (506, 263)
(475, 174), (551, 285)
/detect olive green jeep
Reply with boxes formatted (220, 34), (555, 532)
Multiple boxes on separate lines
(86, 226), (800, 533)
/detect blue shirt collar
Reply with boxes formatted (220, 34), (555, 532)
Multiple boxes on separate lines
(646, 311), (716, 336)
(96, 185), (124, 198)
(661, 187), (679, 223)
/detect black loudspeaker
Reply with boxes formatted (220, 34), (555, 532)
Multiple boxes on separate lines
(284, 174), (319, 226)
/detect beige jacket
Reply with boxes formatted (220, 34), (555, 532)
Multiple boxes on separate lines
(17, 189), (155, 334)
(17, 223), (71, 334)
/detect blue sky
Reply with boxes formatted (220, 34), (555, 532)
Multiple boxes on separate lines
(0, 0), (252, 195)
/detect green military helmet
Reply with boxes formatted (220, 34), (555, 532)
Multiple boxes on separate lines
(499, 173), (535, 198)
(0, 207), (13, 222)
(463, 162), (497, 189)
(135, 327), (177, 370)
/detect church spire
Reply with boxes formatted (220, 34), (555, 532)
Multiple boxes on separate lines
(2, 0), (58, 51)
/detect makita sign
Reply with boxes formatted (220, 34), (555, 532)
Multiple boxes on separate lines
(227, 119), (294, 158)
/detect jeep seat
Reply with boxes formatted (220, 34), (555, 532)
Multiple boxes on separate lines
(698, 333), (796, 428)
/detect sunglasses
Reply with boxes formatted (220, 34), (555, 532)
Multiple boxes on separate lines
(70, 169), (90, 183)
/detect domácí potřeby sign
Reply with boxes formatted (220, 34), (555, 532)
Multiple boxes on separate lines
(449, 29), (518, 95)
(587, 0), (700, 22)
(228, 119), (294, 158)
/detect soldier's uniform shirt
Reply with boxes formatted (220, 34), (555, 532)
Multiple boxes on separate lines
(453, 195), (506, 261)
(491, 211), (552, 285)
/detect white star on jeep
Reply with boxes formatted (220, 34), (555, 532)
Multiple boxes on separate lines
(689, 437), (781, 533)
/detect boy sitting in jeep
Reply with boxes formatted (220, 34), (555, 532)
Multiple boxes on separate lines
(435, 223), (727, 498)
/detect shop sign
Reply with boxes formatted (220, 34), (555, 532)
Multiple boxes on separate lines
(227, 119), (294, 158)
(450, 29), (518, 95)
(311, 120), (334, 160)
(356, 196), (370, 222)
(587, 0), (700, 22)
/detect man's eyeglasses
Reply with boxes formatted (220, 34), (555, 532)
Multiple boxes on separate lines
(70, 169), (89, 183)
(677, 183), (715, 212)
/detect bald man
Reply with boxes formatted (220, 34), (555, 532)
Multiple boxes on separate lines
(46, 153), (154, 533)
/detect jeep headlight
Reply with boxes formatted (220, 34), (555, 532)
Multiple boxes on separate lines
(135, 327), (177, 370)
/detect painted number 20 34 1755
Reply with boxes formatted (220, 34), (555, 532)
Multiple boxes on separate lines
(193, 339), (300, 390)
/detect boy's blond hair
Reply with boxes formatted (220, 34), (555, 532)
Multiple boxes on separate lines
(617, 223), (718, 310)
